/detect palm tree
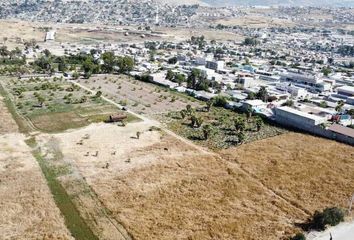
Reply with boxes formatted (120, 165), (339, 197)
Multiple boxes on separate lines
(202, 124), (212, 140)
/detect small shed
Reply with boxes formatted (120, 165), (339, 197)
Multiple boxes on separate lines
(108, 114), (127, 123)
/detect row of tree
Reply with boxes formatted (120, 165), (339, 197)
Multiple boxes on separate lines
(32, 50), (134, 78)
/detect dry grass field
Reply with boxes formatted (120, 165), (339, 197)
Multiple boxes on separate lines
(0, 20), (45, 48)
(0, 133), (73, 240)
(0, 93), (72, 239)
(35, 122), (354, 240)
(0, 96), (19, 134)
(215, 15), (295, 28)
(32, 121), (309, 239)
(77, 74), (201, 116)
(0, 19), (245, 49)
(220, 133), (354, 217)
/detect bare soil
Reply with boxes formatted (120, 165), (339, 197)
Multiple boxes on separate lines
(78, 74), (201, 116)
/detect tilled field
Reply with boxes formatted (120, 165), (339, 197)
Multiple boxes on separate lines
(77, 74), (201, 116)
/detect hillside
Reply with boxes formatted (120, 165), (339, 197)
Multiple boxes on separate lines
(201, 0), (354, 7)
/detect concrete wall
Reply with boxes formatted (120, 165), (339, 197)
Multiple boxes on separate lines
(275, 115), (354, 146)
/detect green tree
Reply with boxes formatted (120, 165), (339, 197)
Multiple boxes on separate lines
(174, 74), (186, 86)
(202, 124), (212, 140)
(256, 86), (268, 102)
(255, 117), (263, 132)
(101, 51), (116, 73)
(117, 56), (134, 73)
(187, 69), (202, 89)
(166, 69), (175, 81)
(206, 99), (214, 112)
(234, 117), (246, 133)
(37, 95), (45, 107)
(186, 104), (193, 115)
(282, 99), (294, 107)
(335, 100), (345, 113)
(322, 67), (332, 77)
(212, 95), (228, 107)
(247, 92), (256, 100)
(319, 101), (328, 108)
(95, 91), (102, 98)
(72, 72), (80, 80)
(195, 116), (204, 128)
(237, 131), (245, 144)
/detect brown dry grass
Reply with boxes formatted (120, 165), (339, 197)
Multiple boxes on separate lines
(0, 134), (73, 240)
(48, 122), (312, 240)
(0, 96), (18, 134)
(215, 15), (295, 28)
(0, 20), (45, 48)
(220, 132), (354, 216)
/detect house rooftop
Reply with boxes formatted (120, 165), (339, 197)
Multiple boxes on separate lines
(328, 124), (354, 139)
(277, 106), (326, 122)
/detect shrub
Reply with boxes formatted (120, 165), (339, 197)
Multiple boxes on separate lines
(212, 95), (228, 107)
(290, 233), (306, 240)
(311, 207), (344, 230)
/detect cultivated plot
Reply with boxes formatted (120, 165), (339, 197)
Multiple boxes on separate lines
(0, 76), (135, 133)
(77, 74), (201, 116)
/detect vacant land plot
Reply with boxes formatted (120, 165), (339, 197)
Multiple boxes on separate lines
(37, 121), (314, 240)
(77, 74), (201, 116)
(1, 76), (136, 133)
(220, 133), (354, 217)
(215, 15), (295, 28)
(0, 133), (72, 240)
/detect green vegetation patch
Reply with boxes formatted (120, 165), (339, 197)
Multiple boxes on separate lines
(1, 76), (139, 133)
(161, 106), (287, 149)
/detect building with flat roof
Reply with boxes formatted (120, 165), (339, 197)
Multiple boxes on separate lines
(337, 86), (354, 97)
(275, 106), (326, 127)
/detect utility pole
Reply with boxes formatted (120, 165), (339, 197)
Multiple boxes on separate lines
(348, 193), (354, 215)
